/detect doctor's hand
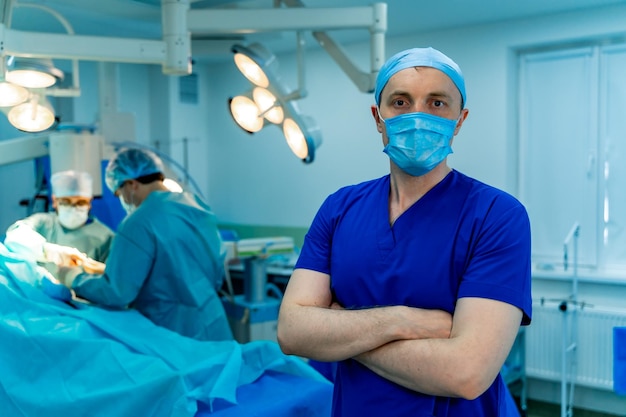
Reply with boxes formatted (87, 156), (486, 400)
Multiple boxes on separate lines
(43, 243), (87, 267)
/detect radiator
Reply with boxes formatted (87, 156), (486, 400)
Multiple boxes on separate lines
(526, 302), (626, 390)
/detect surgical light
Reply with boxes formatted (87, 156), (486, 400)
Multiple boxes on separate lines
(6, 57), (64, 89)
(0, 82), (29, 107)
(229, 42), (322, 163)
(283, 116), (321, 163)
(253, 87), (284, 124)
(232, 44), (278, 88)
(229, 94), (266, 133)
(0, 56), (29, 107)
(7, 95), (56, 132)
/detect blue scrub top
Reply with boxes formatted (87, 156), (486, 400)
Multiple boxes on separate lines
(71, 191), (233, 342)
(296, 170), (532, 417)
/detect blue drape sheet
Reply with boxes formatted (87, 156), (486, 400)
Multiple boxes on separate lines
(0, 243), (332, 417)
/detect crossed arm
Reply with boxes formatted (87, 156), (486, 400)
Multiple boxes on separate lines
(276, 268), (523, 400)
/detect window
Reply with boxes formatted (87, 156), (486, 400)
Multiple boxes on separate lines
(519, 42), (626, 275)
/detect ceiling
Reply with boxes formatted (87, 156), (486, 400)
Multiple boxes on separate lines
(6, 0), (626, 63)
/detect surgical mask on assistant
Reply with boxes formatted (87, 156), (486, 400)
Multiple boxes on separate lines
(58, 205), (89, 230)
(380, 110), (458, 177)
(119, 193), (136, 215)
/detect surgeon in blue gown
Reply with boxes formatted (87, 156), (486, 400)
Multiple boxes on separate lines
(59, 147), (233, 341)
(277, 47), (532, 416)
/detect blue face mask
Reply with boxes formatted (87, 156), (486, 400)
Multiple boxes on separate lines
(381, 111), (458, 177)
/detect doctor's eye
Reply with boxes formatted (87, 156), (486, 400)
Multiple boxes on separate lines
(432, 100), (445, 108)
(57, 199), (90, 208)
(391, 98), (409, 108)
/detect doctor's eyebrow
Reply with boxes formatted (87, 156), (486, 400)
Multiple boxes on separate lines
(383, 89), (455, 105)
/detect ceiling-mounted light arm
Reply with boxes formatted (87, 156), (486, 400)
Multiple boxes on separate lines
(9, 2), (80, 97)
(282, 31), (307, 102)
(282, 0), (386, 94)
(2, 27), (167, 64)
(187, 2), (387, 93)
(312, 22), (385, 93)
(0, 0), (191, 76)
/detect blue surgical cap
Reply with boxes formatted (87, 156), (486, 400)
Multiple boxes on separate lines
(105, 147), (164, 193)
(374, 47), (466, 108)
(51, 170), (93, 198)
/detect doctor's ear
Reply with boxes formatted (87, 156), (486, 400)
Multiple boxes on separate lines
(453, 108), (470, 136)
(371, 105), (384, 133)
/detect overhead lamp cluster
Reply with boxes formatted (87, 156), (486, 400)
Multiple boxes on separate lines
(0, 2), (84, 133)
(228, 43), (322, 164)
(0, 56), (62, 133)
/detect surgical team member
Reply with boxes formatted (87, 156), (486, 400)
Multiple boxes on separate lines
(59, 147), (233, 342)
(277, 47), (532, 416)
(5, 170), (114, 276)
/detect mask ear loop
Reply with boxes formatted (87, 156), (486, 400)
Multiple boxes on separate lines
(377, 106), (386, 123)
(452, 113), (464, 132)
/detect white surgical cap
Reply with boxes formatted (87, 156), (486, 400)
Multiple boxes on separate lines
(105, 147), (164, 193)
(374, 47), (466, 108)
(51, 170), (93, 198)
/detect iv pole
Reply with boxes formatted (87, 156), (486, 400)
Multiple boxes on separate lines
(561, 222), (580, 417)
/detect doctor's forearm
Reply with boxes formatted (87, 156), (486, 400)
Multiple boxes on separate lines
(278, 305), (403, 361)
(277, 305), (451, 362)
(355, 337), (501, 400)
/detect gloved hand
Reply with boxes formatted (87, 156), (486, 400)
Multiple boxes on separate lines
(80, 258), (106, 275)
(43, 243), (86, 267)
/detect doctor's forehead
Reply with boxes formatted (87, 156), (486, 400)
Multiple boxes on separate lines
(381, 67), (460, 100)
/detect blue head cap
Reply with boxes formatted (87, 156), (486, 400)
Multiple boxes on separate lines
(374, 47), (466, 109)
(105, 147), (164, 193)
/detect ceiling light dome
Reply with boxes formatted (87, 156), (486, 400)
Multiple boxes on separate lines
(6, 57), (64, 89)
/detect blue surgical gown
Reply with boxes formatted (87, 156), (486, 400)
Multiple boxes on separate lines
(295, 170), (532, 417)
(70, 190), (233, 341)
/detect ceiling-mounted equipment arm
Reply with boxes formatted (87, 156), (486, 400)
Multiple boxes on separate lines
(161, 0), (191, 75)
(187, 2), (387, 93)
(0, 0), (191, 76)
(281, 0), (386, 93)
(1, 27), (167, 64)
(311, 13), (385, 94)
(0, 0), (386, 88)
